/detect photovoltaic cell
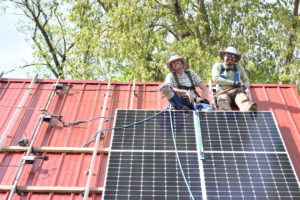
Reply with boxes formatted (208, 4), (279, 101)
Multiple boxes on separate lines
(103, 109), (202, 200)
(103, 110), (300, 200)
(204, 152), (299, 199)
(111, 110), (197, 151)
(200, 112), (285, 152)
(104, 151), (201, 199)
(200, 111), (300, 200)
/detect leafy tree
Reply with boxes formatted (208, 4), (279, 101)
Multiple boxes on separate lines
(3, 0), (299, 91)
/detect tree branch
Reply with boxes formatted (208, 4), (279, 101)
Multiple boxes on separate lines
(285, 0), (299, 67)
(23, 1), (63, 78)
(197, 0), (212, 43)
(171, 0), (196, 38)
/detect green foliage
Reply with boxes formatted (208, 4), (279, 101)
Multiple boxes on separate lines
(4, 0), (299, 89)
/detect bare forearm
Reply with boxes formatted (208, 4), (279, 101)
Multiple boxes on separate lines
(198, 82), (208, 99)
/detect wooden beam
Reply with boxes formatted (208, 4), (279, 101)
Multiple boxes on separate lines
(0, 185), (103, 193)
(0, 146), (110, 154)
(0, 185), (12, 191)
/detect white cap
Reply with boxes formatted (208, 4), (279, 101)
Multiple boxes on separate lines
(219, 46), (241, 62)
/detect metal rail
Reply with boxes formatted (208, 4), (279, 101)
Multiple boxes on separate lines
(208, 80), (216, 108)
(0, 185), (103, 193)
(0, 73), (38, 148)
(130, 78), (136, 109)
(7, 78), (60, 200)
(83, 79), (111, 199)
(1, 146), (109, 154)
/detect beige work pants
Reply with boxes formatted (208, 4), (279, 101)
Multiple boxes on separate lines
(217, 88), (252, 111)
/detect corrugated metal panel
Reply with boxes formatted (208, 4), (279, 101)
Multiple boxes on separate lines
(253, 84), (300, 181)
(0, 78), (299, 199)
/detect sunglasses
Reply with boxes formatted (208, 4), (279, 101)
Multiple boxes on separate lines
(225, 53), (236, 58)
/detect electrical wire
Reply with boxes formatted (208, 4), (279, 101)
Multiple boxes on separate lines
(0, 86), (158, 93)
(0, 104), (43, 111)
(0, 104), (113, 127)
(53, 116), (114, 127)
(168, 108), (195, 200)
(82, 107), (194, 198)
(82, 109), (167, 147)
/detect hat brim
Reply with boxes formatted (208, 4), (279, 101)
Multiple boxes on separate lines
(167, 58), (188, 72)
(219, 51), (241, 62)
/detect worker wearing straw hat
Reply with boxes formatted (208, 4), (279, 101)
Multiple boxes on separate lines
(159, 55), (209, 110)
(212, 46), (257, 111)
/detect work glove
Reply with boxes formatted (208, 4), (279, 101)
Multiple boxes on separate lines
(199, 98), (210, 104)
(233, 81), (241, 88)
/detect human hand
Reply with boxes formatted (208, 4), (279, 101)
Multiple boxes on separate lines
(233, 81), (241, 88)
(186, 91), (194, 103)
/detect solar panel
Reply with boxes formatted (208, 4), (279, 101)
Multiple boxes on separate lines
(103, 109), (202, 199)
(102, 110), (300, 200)
(200, 111), (300, 199)
(200, 112), (285, 152)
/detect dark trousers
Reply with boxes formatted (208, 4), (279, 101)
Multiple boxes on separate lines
(169, 92), (194, 110)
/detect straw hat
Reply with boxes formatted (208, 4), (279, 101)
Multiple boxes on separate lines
(166, 55), (187, 72)
(219, 46), (241, 62)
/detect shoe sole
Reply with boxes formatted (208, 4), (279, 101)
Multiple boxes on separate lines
(249, 103), (257, 111)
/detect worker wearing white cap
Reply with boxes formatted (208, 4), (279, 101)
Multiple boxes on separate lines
(212, 46), (257, 111)
(159, 55), (209, 110)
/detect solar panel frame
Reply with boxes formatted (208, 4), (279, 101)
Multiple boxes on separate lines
(200, 111), (300, 200)
(102, 110), (300, 200)
(102, 109), (202, 200)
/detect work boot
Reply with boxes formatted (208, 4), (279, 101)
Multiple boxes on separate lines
(181, 106), (190, 111)
(182, 106), (192, 117)
(249, 102), (257, 111)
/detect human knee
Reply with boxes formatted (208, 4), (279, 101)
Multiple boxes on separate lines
(217, 94), (230, 103)
(216, 94), (232, 111)
(235, 92), (248, 101)
(158, 84), (174, 99)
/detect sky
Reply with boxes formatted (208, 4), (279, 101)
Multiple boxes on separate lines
(0, 2), (35, 78)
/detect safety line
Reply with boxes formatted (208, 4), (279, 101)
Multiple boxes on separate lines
(168, 108), (194, 200)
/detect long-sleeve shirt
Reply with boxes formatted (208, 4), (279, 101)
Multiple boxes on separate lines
(212, 63), (250, 92)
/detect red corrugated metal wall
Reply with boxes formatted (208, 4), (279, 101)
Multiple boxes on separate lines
(0, 79), (299, 199)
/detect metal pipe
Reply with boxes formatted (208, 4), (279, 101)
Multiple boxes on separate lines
(83, 79), (111, 200)
(130, 78), (136, 109)
(0, 73), (38, 148)
(7, 78), (60, 200)
(208, 81), (216, 108)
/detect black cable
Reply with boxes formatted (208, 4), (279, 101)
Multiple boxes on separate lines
(82, 109), (167, 147)
(51, 115), (114, 127)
